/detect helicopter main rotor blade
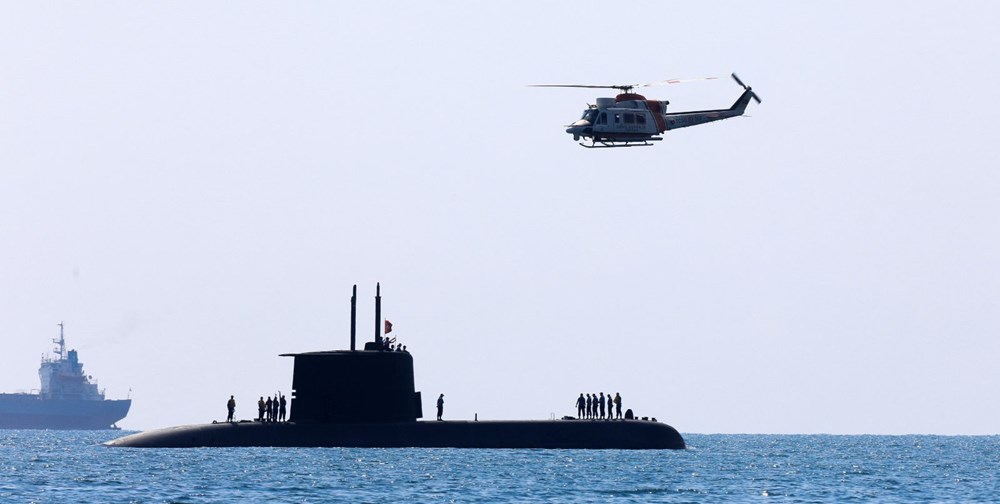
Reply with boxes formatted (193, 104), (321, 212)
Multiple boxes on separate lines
(530, 76), (721, 92)
(639, 76), (719, 88)
(528, 84), (636, 90)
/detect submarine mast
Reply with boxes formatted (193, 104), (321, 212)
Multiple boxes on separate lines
(374, 282), (382, 348)
(350, 285), (357, 351)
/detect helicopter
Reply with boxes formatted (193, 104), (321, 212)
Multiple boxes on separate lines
(531, 73), (761, 148)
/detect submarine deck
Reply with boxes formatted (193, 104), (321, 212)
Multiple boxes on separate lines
(106, 419), (685, 449)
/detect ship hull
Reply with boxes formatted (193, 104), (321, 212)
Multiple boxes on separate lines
(106, 419), (685, 449)
(0, 394), (131, 430)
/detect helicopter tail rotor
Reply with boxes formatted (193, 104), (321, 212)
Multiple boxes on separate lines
(731, 73), (761, 104)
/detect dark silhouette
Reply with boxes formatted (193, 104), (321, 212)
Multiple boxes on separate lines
(264, 396), (272, 422)
(606, 393), (613, 420)
(436, 393), (444, 421)
(107, 284), (687, 450)
(279, 395), (287, 422)
(599, 392), (606, 420)
(226, 395), (236, 423)
(614, 393), (622, 419)
(576, 393), (585, 418)
(257, 397), (265, 422)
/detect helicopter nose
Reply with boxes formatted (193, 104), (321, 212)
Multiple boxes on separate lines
(566, 120), (591, 138)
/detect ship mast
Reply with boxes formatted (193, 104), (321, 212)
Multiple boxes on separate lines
(53, 321), (67, 361)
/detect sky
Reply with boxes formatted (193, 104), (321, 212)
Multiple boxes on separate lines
(2, 2), (999, 434)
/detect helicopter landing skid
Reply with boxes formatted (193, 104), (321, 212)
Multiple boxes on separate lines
(580, 137), (662, 149)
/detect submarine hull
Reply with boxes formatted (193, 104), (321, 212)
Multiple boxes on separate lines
(106, 419), (685, 449)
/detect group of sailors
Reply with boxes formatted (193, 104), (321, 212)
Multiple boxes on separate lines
(381, 336), (407, 352)
(576, 392), (622, 420)
(223, 394), (288, 423)
(258, 394), (287, 422)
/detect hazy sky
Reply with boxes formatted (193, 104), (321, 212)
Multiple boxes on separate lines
(2, 2), (998, 434)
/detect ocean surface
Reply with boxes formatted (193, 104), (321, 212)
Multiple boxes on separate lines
(1, 431), (998, 503)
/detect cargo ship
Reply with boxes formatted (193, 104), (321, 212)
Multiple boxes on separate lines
(0, 323), (131, 429)
(107, 285), (684, 449)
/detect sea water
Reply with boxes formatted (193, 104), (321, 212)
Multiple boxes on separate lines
(1, 431), (998, 502)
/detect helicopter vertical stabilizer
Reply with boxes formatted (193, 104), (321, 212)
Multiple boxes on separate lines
(728, 89), (756, 115)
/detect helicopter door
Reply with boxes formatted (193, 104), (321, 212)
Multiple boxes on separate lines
(593, 112), (608, 132)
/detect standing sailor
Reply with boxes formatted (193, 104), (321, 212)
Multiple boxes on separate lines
(226, 395), (236, 423)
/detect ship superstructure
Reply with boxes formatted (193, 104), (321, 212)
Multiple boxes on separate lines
(0, 323), (131, 429)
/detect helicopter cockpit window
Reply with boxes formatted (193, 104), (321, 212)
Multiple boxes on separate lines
(598, 112), (607, 125)
(580, 109), (598, 122)
(636, 114), (646, 126)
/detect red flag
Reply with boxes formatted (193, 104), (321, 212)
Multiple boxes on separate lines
(384, 320), (393, 334)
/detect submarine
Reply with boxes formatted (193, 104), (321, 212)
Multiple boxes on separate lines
(107, 285), (685, 449)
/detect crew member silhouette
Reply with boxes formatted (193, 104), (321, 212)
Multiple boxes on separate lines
(265, 396), (273, 422)
(586, 394), (593, 419)
(576, 393), (585, 418)
(436, 393), (445, 421)
(599, 392), (606, 419)
(614, 392), (622, 419)
(257, 396), (265, 422)
(279, 394), (287, 422)
(226, 395), (236, 423)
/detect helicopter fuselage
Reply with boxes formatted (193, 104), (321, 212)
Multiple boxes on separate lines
(566, 95), (664, 143)
(565, 86), (758, 148)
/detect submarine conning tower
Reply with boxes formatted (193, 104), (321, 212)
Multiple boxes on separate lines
(281, 284), (422, 424)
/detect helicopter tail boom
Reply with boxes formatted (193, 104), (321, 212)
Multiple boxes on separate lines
(660, 74), (761, 131)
